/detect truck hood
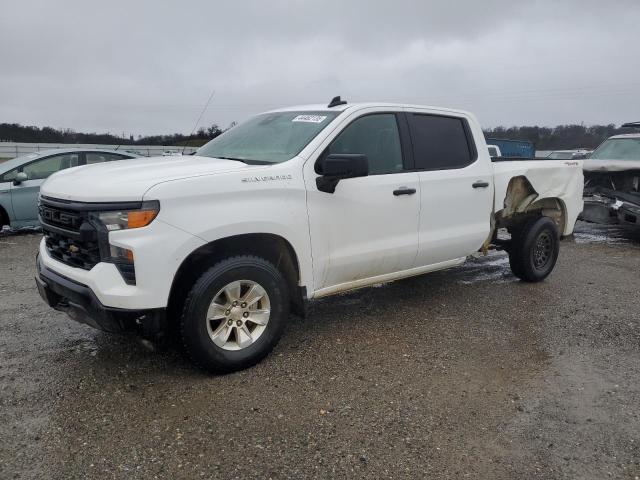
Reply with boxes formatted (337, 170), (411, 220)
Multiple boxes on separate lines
(41, 155), (259, 202)
(583, 159), (640, 172)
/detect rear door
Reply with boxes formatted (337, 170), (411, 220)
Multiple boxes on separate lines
(405, 110), (493, 267)
(11, 152), (81, 221)
(304, 110), (420, 292)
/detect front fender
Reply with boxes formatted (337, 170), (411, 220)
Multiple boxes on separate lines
(144, 167), (314, 291)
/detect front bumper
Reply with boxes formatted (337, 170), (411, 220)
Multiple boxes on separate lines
(581, 195), (640, 226)
(581, 195), (620, 224)
(37, 216), (205, 310)
(36, 255), (166, 335)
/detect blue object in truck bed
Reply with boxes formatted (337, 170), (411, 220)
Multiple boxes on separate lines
(486, 138), (534, 158)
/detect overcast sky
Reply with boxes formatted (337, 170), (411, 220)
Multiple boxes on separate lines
(1, 0), (639, 136)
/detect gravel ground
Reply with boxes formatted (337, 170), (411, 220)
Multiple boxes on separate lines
(1, 222), (639, 479)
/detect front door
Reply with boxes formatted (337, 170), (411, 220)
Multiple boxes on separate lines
(305, 111), (420, 293)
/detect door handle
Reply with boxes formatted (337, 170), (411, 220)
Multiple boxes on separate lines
(472, 181), (490, 188)
(393, 187), (416, 196)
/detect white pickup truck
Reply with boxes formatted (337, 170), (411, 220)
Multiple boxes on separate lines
(35, 98), (583, 372)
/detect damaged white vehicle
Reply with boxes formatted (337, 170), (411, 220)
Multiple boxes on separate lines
(35, 98), (583, 372)
(582, 124), (640, 227)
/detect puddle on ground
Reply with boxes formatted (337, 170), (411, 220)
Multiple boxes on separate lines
(455, 252), (514, 285)
(572, 221), (640, 245)
(0, 225), (42, 238)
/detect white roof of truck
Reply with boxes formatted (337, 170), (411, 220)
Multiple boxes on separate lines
(608, 133), (640, 139)
(264, 102), (473, 117)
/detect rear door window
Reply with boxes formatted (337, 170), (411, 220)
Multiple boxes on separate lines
(407, 114), (475, 170)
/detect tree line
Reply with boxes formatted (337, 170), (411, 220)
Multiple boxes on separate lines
(483, 124), (636, 150)
(0, 122), (635, 150)
(0, 122), (235, 147)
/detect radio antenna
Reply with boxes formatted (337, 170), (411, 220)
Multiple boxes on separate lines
(183, 87), (216, 154)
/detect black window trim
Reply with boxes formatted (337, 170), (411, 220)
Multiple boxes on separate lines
(403, 112), (479, 172)
(316, 111), (411, 176)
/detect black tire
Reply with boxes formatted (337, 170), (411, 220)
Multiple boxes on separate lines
(0, 207), (8, 229)
(506, 226), (525, 279)
(508, 216), (560, 282)
(180, 256), (289, 373)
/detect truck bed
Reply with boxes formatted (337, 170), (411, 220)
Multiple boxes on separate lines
(491, 158), (584, 236)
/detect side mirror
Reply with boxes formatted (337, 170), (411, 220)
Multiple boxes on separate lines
(13, 172), (28, 186)
(315, 154), (369, 193)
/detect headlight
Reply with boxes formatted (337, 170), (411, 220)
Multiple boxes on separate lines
(88, 200), (160, 285)
(94, 201), (160, 231)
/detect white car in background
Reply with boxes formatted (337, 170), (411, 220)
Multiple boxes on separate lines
(582, 126), (640, 226)
(546, 150), (591, 160)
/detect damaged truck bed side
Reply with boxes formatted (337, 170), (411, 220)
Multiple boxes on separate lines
(581, 132), (640, 227)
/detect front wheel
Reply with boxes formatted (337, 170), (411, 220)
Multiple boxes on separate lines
(180, 256), (289, 373)
(508, 217), (560, 282)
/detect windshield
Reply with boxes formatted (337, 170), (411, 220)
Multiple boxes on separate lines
(196, 111), (340, 163)
(590, 138), (640, 160)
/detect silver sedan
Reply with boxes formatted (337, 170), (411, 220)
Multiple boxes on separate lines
(0, 149), (139, 230)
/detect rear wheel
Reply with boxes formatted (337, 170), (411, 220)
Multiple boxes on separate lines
(508, 217), (559, 282)
(180, 256), (289, 373)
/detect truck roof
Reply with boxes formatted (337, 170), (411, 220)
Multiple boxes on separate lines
(264, 102), (474, 118)
(609, 133), (640, 139)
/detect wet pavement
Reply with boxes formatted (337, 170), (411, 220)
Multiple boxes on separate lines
(1, 222), (639, 479)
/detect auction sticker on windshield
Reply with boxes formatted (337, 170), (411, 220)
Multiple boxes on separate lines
(292, 115), (327, 123)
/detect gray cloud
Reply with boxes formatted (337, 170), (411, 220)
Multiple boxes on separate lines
(1, 0), (639, 135)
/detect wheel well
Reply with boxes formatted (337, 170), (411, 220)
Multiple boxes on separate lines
(500, 176), (538, 218)
(166, 233), (304, 330)
(496, 176), (567, 235)
(525, 197), (567, 235)
(498, 197), (567, 235)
